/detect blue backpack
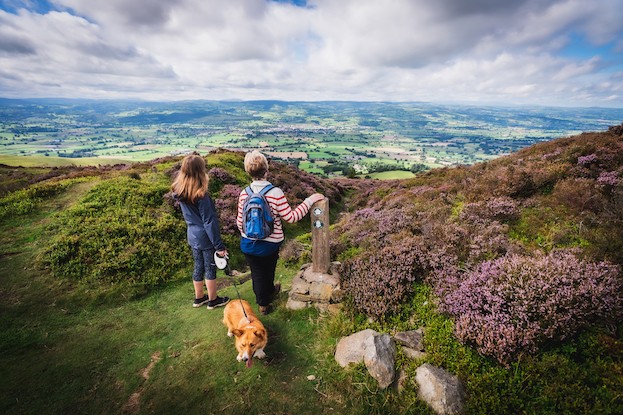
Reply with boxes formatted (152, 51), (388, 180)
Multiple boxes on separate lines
(242, 184), (275, 240)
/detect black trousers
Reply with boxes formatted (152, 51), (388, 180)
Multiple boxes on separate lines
(244, 252), (279, 307)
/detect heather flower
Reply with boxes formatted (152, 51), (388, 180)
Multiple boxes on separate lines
(439, 251), (623, 365)
(215, 184), (242, 235)
(597, 171), (619, 187)
(542, 148), (562, 160)
(577, 153), (598, 166)
(460, 197), (519, 223)
(208, 167), (236, 184)
(341, 237), (425, 320)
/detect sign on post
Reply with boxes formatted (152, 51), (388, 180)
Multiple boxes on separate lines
(311, 198), (330, 274)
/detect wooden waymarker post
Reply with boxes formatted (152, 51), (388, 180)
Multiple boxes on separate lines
(311, 198), (330, 274)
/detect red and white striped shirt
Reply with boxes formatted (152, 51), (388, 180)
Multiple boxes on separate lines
(237, 180), (313, 243)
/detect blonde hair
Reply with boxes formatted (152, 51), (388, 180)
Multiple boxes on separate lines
(171, 154), (209, 203)
(244, 150), (269, 180)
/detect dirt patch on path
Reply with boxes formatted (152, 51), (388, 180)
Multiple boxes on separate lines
(122, 352), (162, 414)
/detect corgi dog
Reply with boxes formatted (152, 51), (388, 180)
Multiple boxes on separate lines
(222, 299), (267, 368)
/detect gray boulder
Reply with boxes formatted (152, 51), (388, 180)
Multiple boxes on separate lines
(363, 334), (396, 389)
(394, 329), (424, 351)
(334, 329), (378, 367)
(415, 363), (466, 415)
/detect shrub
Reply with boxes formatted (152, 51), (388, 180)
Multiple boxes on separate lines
(0, 177), (92, 219)
(280, 239), (310, 267)
(214, 184), (243, 235)
(439, 250), (623, 365)
(208, 167), (237, 194)
(460, 197), (520, 223)
(40, 177), (188, 290)
(340, 236), (424, 320)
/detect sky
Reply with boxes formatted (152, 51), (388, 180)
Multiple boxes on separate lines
(1, 0), (622, 107)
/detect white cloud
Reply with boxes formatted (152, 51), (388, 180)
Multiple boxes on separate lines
(0, 0), (621, 106)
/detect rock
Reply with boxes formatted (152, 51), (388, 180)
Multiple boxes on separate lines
(363, 334), (396, 389)
(403, 347), (427, 360)
(288, 262), (342, 310)
(290, 274), (310, 294)
(286, 298), (308, 310)
(394, 329), (424, 351)
(309, 282), (333, 302)
(415, 363), (466, 415)
(302, 266), (340, 286)
(290, 292), (312, 302)
(330, 287), (343, 303)
(334, 329), (379, 367)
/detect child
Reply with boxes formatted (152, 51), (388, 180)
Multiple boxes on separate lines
(171, 154), (230, 309)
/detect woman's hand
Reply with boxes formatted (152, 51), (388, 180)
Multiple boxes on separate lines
(216, 249), (228, 259)
(308, 193), (325, 205)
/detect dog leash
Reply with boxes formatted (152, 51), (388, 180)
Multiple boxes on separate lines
(231, 277), (251, 323)
(218, 252), (251, 323)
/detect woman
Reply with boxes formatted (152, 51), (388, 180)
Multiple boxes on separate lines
(171, 154), (230, 309)
(237, 150), (324, 315)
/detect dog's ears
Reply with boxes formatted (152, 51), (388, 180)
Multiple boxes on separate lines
(254, 330), (265, 341)
(232, 329), (243, 337)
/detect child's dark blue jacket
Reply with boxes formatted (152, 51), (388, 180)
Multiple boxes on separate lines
(178, 193), (225, 251)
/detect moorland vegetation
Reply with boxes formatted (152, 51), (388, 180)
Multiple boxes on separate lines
(1, 125), (622, 414)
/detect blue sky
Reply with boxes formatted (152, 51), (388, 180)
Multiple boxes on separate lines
(0, 0), (622, 107)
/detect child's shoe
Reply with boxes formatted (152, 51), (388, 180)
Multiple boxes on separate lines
(207, 296), (230, 310)
(193, 295), (209, 308)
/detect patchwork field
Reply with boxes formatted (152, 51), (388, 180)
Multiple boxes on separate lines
(1, 99), (621, 176)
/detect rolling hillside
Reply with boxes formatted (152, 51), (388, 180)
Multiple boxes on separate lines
(1, 127), (622, 414)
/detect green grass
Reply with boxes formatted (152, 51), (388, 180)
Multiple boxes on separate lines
(0, 182), (364, 414)
(0, 154), (131, 167)
(365, 170), (416, 180)
(2, 157), (622, 414)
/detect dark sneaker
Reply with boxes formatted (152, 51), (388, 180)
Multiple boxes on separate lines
(207, 296), (230, 310)
(193, 295), (209, 308)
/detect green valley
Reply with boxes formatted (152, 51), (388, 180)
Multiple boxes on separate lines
(1, 99), (621, 177)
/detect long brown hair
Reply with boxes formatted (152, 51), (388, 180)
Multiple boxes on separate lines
(171, 154), (209, 203)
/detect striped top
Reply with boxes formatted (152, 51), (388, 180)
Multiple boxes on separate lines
(237, 180), (313, 243)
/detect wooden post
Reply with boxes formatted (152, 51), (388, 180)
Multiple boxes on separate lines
(311, 198), (330, 274)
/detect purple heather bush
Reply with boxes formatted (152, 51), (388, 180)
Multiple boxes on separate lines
(341, 236), (425, 320)
(597, 170), (620, 187)
(439, 250), (623, 365)
(215, 184), (242, 235)
(577, 153), (598, 166)
(337, 206), (419, 249)
(208, 167), (236, 184)
(460, 197), (520, 224)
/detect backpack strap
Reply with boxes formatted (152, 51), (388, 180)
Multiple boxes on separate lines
(245, 186), (253, 196)
(259, 184), (274, 196)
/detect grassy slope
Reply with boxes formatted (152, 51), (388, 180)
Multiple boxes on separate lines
(2, 187), (296, 414)
(2, 135), (623, 414)
(0, 169), (395, 415)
